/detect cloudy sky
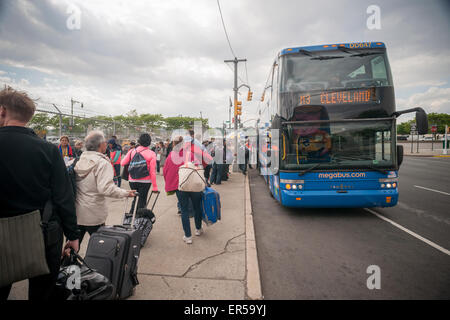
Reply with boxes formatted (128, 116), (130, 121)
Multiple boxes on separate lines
(0, 0), (449, 127)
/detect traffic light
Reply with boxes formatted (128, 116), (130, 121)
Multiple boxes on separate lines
(247, 91), (253, 101)
(234, 100), (242, 116)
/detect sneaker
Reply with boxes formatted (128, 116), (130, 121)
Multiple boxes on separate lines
(183, 236), (193, 244)
(195, 228), (203, 236)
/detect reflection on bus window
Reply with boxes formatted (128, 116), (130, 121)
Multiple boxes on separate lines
(291, 105), (331, 164)
(282, 119), (395, 170)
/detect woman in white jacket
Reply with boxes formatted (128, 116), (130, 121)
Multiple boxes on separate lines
(75, 131), (136, 243)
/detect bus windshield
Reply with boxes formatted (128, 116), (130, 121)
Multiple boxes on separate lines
(281, 119), (396, 170)
(280, 49), (392, 93)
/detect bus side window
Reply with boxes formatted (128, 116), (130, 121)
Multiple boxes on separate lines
(371, 56), (388, 80)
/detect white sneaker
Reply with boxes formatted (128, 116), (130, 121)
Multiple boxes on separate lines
(195, 228), (203, 236)
(183, 236), (193, 244)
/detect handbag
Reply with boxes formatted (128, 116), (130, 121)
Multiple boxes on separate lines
(121, 164), (129, 181)
(56, 249), (114, 300)
(0, 201), (53, 287)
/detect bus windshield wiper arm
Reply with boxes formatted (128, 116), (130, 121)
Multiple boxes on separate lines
(298, 163), (322, 176)
(350, 52), (381, 57)
(299, 49), (313, 57)
(310, 56), (344, 60)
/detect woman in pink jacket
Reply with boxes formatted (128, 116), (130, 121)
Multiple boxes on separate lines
(163, 136), (212, 244)
(121, 133), (158, 211)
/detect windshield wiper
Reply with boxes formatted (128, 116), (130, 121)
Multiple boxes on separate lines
(332, 157), (389, 174)
(299, 49), (313, 57)
(350, 52), (381, 57)
(310, 56), (344, 61)
(298, 163), (322, 176)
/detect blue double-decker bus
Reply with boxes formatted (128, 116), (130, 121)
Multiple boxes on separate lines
(257, 42), (428, 208)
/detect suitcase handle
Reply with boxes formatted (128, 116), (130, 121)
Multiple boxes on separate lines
(112, 225), (130, 230)
(69, 248), (94, 271)
(146, 191), (160, 211)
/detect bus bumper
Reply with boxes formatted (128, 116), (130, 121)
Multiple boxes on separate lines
(280, 189), (398, 208)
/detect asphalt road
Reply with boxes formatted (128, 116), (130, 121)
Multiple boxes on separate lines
(249, 157), (450, 299)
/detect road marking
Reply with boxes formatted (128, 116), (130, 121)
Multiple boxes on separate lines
(414, 185), (450, 196)
(364, 208), (450, 256)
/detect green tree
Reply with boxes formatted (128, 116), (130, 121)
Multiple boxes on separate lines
(427, 113), (450, 134)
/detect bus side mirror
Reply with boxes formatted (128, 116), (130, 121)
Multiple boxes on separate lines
(397, 145), (404, 167)
(416, 110), (428, 135)
(392, 107), (428, 135)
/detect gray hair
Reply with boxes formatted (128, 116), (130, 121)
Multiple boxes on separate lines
(85, 131), (105, 151)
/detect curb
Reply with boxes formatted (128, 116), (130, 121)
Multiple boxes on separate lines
(404, 154), (435, 157)
(244, 175), (264, 300)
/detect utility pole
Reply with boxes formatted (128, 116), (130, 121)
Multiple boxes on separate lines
(224, 57), (246, 171)
(229, 97), (232, 129)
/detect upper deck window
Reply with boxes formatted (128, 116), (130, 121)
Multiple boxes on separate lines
(280, 49), (392, 93)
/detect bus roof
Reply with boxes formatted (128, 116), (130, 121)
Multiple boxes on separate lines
(280, 42), (385, 56)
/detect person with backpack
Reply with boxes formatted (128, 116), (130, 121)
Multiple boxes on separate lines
(74, 131), (137, 244)
(121, 133), (159, 211)
(107, 138), (122, 187)
(163, 137), (212, 244)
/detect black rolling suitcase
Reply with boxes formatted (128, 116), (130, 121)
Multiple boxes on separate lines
(84, 205), (142, 300)
(134, 191), (159, 247)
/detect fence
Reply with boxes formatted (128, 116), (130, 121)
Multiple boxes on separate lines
(30, 103), (172, 145)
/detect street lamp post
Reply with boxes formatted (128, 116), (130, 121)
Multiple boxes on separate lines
(70, 98), (83, 127)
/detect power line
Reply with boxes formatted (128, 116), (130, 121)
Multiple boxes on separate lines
(257, 65), (274, 115)
(217, 0), (236, 58)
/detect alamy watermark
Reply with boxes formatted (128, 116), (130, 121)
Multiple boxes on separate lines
(366, 265), (381, 290)
(366, 5), (381, 30)
(66, 4), (81, 30)
(66, 265), (81, 290)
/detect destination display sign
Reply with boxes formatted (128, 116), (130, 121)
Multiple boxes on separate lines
(297, 88), (377, 106)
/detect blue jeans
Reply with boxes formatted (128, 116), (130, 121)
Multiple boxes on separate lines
(211, 163), (223, 184)
(176, 190), (203, 238)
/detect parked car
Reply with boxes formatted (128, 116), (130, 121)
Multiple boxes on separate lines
(46, 136), (60, 145)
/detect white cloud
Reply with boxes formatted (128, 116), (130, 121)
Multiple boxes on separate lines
(0, 0), (449, 128)
(396, 86), (450, 123)
(391, 53), (450, 89)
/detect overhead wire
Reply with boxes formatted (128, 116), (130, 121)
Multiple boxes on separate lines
(217, 0), (236, 58)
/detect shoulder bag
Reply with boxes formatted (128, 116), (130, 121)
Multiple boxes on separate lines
(0, 201), (53, 287)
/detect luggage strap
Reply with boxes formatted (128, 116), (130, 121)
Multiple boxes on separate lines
(69, 248), (95, 271)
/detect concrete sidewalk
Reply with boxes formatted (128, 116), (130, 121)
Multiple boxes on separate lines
(8, 172), (262, 300)
(398, 141), (449, 157)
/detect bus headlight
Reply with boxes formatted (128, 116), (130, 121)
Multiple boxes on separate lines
(386, 183), (392, 188)
(392, 183), (397, 188)
(298, 184), (303, 189)
(381, 184), (385, 188)
(292, 185), (297, 190)
(286, 184), (291, 190)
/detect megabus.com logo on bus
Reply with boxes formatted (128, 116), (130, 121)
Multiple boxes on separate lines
(318, 172), (366, 179)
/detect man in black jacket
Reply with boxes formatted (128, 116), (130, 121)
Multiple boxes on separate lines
(0, 86), (79, 300)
